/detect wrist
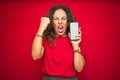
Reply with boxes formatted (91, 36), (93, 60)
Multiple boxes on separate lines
(37, 29), (44, 35)
(36, 30), (44, 38)
(37, 26), (45, 35)
(36, 34), (43, 38)
(73, 45), (79, 50)
(73, 46), (81, 53)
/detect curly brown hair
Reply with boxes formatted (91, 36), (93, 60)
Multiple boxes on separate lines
(43, 5), (75, 45)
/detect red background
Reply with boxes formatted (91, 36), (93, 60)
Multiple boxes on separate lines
(0, 0), (120, 80)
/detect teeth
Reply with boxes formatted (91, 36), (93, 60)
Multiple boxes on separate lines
(58, 26), (63, 29)
(58, 26), (63, 33)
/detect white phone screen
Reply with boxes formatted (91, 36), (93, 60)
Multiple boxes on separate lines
(70, 22), (79, 40)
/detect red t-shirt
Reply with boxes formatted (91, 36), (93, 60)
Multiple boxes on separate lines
(42, 36), (77, 77)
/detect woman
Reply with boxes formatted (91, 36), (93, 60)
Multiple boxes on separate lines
(32, 5), (85, 80)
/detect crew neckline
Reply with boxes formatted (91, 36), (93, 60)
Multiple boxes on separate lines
(55, 36), (68, 38)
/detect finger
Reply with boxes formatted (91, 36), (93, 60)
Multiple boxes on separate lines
(79, 33), (82, 37)
(48, 19), (50, 24)
(79, 27), (81, 31)
(79, 30), (82, 34)
(78, 32), (82, 38)
(76, 36), (82, 41)
(45, 17), (50, 24)
(77, 32), (82, 37)
(79, 27), (82, 34)
(76, 34), (82, 39)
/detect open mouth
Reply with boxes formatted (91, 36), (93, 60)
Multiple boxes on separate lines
(58, 25), (64, 33)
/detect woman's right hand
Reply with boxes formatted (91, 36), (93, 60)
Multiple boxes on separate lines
(38, 17), (50, 34)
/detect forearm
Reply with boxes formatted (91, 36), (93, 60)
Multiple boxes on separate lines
(74, 52), (85, 72)
(32, 17), (50, 60)
(32, 33), (44, 60)
(73, 46), (85, 72)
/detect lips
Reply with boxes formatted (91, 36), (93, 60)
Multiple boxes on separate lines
(58, 25), (64, 33)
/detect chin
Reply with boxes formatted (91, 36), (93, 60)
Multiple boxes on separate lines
(56, 33), (66, 37)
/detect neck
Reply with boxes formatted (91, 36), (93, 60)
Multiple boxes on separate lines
(56, 34), (67, 37)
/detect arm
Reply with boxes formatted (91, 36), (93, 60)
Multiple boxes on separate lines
(32, 17), (50, 60)
(32, 34), (44, 60)
(71, 30), (85, 72)
(73, 46), (85, 72)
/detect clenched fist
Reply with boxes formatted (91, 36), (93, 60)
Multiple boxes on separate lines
(37, 17), (50, 34)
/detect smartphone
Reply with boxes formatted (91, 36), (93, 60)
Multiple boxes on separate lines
(70, 22), (79, 41)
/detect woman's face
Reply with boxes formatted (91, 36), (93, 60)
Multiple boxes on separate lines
(53, 9), (67, 37)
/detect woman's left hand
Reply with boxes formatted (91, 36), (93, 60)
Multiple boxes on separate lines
(68, 29), (82, 49)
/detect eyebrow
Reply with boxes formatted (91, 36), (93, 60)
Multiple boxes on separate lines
(53, 16), (67, 18)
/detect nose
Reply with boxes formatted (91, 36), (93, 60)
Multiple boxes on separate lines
(58, 19), (62, 24)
